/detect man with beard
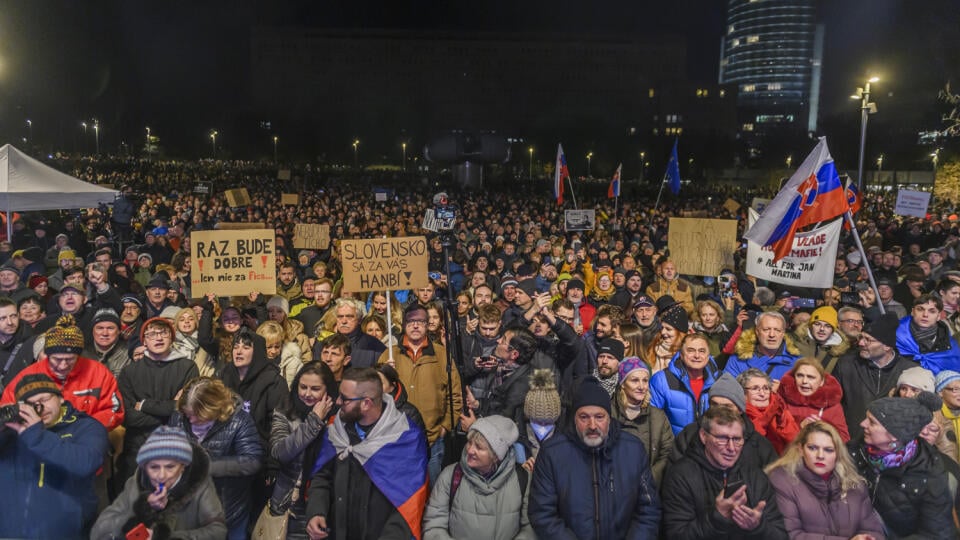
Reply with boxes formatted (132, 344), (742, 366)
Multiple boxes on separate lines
(276, 261), (302, 301)
(0, 297), (35, 390)
(836, 306), (865, 343)
(295, 278), (335, 342)
(529, 377), (660, 538)
(461, 327), (536, 431)
(583, 304), (623, 372)
(592, 337), (624, 398)
(620, 270), (646, 315)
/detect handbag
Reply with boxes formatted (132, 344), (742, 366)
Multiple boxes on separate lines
(252, 504), (289, 540)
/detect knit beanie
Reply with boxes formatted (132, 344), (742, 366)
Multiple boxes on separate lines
(136, 426), (194, 466)
(14, 373), (62, 402)
(573, 376), (612, 414)
(44, 315), (85, 355)
(27, 275), (48, 289)
(524, 369), (562, 423)
(469, 415), (519, 461)
(810, 306), (839, 329)
(91, 308), (121, 328)
(566, 278), (585, 292)
(267, 295), (290, 315)
(936, 370), (960, 393)
(140, 317), (176, 343)
(159, 306), (181, 320)
(861, 313), (900, 349)
(897, 366), (936, 393)
(660, 305), (689, 333)
(597, 337), (625, 361)
(867, 393), (940, 443)
(57, 249), (76, 263)
(0, 260), (20, 277)
(618, 356), (650, 383)
(709, 373), (747, 412)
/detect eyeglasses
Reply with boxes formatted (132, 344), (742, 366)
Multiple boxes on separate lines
(705, 431), (745, 447)
(840, 319), (864, 326)
(337, 394), (367, 403)
(745, 385), (771, 394)
(405, 319), (427, 326)
(943, 387), (960, 394)
(143, 330), (172, 339)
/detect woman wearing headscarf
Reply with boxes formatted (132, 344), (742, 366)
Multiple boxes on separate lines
(611, 356), (674, 485)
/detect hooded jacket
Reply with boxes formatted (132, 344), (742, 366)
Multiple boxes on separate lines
(724, 328), (800, 382)
(792, 323), (851, 374)
(219, 333), (287, 446)
(528, 420), (661, 539)
(649, 352), (719, 434)
(778, 371), (850, 441)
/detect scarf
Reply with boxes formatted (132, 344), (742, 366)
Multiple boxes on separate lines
(865, 438), (919, 472)
(692, 321), (729, 335)
(942, 405), (960, 461)
(592, 368), (619, 397)
(910, 320), (938, 350)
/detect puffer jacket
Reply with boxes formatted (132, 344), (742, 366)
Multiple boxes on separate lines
(171, 407), (262, 532)
(649, 353), (718, 434)
(661, 430), (787, 539)
(792, 323), (852, 374)
(528, 420), (661, 539)
(724, 328), (800, 382)
(423, 447), (535, 540)
(269, 408), (326, 515)
(281, 317), (312, 365)
(90, 443), (227, 540)
(219, 333), (287, 446)
(646, 276), (695, 315)
(767, 466), (885, 540)
(778, 371), (850, 441)
(849, 437), (956, 539)
(611, 394), (674, 486)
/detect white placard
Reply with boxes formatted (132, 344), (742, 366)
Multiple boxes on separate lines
(564, 210), (596, 231)
(746, 209), (841, 288)
(894, 189), (931, 218)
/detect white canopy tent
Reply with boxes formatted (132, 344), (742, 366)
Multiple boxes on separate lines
(0, 144), (119, 239)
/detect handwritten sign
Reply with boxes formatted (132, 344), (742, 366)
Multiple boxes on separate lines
(894, 189), (931, 218)
(340, 237), (429, 292)
(564, 210), (596, 231)
(723, 198), (741, 214)
(190, 230), (276, 298)
(281, 193), (299, 206)
(277, 169), (291, 180)
(293, 224), (331, 250)
(667, 218), (738, 277)
(224, 188), (251, 208)
(746, 209), (840, 288)
(215, 222), (266, 230)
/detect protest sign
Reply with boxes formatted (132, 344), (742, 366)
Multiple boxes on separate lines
(667, 218), (738, 277)
(281, 193), (300, 206)
(894, 189), (931, 218)
(564, 210), (596, 231)
(215, 222), (266, 230)
(340, 236), (429, 292)
(293, 224), (331, 250)
(375, 192), (388, 202)
(746, 209), (840, 288)
(224, 188), (251, 208)
(723, 198), (741, 214)
(751, 197), (771, 214)
(277, 169), (291, 180)
(190, 229), (276, 298)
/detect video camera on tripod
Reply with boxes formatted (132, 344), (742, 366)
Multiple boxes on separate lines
(422, 192), (458, 233)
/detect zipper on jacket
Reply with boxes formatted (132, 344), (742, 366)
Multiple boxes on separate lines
(38, 462), (45, 487)
(592, 453), (601, 539)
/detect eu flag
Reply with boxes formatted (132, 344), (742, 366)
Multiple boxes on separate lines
(667, 138), (681, 195)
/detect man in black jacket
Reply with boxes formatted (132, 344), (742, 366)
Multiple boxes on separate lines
(325, 298), (384, 369)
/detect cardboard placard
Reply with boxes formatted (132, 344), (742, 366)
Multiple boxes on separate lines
(190, 229), (277, 298)
(723, 198), (741, 214)
(293, 224), (330, 250)
(281, 193), (300, 206)
(667, 218), (738, 277)
(894, 189), (932, 218)
(277, 169), (291, 180)
(564, 209), (596, 231)
(194, 182), (211, 194)
(340, 236), (429, 292)
(224, 188), (251, 208)
(215, 222), (266, 230)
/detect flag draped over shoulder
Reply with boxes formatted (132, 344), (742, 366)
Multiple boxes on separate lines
(311, 394), (429, 539)
(744, 137), (849, 262)
(554, 144), (569, 206)
(608, 163), (621, 198)
(667, 138), (681, 195)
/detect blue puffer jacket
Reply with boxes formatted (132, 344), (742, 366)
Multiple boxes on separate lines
(172, 405), (263, 533)
(649, 353), (718, 435)
(724, 328), (800, 382)
(0, 402), (108, 539)
(895, 316), (960, 374)
(528, 420), (661, 539)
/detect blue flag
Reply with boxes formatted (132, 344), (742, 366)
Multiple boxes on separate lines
(667, 138), (681, 195)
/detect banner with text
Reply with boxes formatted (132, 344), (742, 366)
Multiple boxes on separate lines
(746, 209), (840, 288)
(190, 229), (277, 298)
(667, 218), (738, 277)
(894, 189), (931, 218)
(340, 236), (429, 292)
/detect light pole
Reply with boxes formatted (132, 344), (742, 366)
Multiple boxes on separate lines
(528, 146), (534, 181)
(785, 155), (792, 169)
(586, 152), (593, 178)
(932, 148), (940, 184)
(210, 130), (218, 159)
(352, 139), (359, 169)
(25, 119), (32, 144)
(93, 120), (100, 154)
(273, 135), (279, 163)
(852, 76), (879, 190)
(640, 151), (646, 181)
(402, 142), (407, 171)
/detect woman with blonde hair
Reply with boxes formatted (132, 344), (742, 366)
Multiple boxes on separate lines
(256, 320), (304, 388)
(778, 357), (850, 442)
(611, 357), (673, 485)
(172, 307), (217, 377)
(766, 421), (885, 539)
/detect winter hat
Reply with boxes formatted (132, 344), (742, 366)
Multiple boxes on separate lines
(597, 337), (625, 361)
(709, 373), (747, 412)
(633, 295), (655, 309)
(655, 295), (681, 314)
(121, 293), (143, 309)
(660, 305), (689, 333)
(137, 426), (194, 466)
(159, 306), (181, 320)
(91, 308), (121, 328)
(618, 356), (650, 383)
(0, 261), (20, 277)
(936, 370), (960, 393)
(267, 295), (290, 315)
(867, 393), (940, 443)
(146, 275), (171, 290)
(500, 274), (519, 293)
(140, 316), (176, 343)
(624, 270), (641, 282)
(861, 313), (900, 349)
(572, 376), (612, 414)
(846, 251), (862, 266)
(57, 249), (76, 263)
(516, 279), (538, 298)
(566, 278), (586, 292)
(810, 306), (838, 329)
(28, 275), (48, 289)
(44, 315), (85, 355)
(524, 369), (562, 424)
(895, 366), (935, 393)
(14, 373), (62, 402)
(137, 253), (153, 264)
(469, 415), (519, 461)
(22, 247), (43, 262)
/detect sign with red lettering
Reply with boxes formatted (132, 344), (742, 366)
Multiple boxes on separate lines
(340, 237), (429, 292)
(746, 209), (840, 288)
(190, 230), (277, 298)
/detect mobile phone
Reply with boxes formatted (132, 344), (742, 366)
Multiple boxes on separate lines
(791, 297), (816, 309)
(723, 480), (745, 498)
(126, 523), (150, 540)
(428, 272), (442, 281)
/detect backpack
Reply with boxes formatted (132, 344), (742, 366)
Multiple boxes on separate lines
(448, 462), (528, 512)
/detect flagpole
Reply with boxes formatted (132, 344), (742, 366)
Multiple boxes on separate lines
(843, 210), (886, 315)
(651, 172), (668, 224)
(613, 194), (619, 231)
(567, 175), (579, 209)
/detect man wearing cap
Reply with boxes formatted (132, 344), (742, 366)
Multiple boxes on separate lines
(47, 247), (78, 292)
(0, 260), (31, 303)
(288, 270), (318, 318)
(590, 336), (624, 398)
(44, 233), (70, 270)
(582, 304), (623, 371)
(84, 307), (132, 376)
(133, 253), (153, 288)
(619, 269), (646, 315)
(501, 279), (538, 328)
(119, 293), (145, 344)
(535, 258), (557, 293)
(646, 259), (695, 315)
(496, 273), (520, 313)
(0, 373), (108, 539)
(791, 306), (851, 374)
(565, 278), (596, 331)
(529, 377), (661, 538)
(144, 274), (176, 319)
(725, 311), (799, 386)
(835, 313), (919, 440)
(895, 294), (960, 375)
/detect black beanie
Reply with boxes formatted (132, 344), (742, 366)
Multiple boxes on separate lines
(596, 337), (625, 361)
(660, 305), (689, 333)
(573, 377), (611, 414)
(862, 312), (899, 349)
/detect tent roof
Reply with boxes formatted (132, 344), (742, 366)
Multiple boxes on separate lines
(0, 144), (119, 212)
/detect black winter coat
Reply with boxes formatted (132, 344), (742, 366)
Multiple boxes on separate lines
(536, 318), (588, 399)
(220, 334), (287, 446)
(477, 363), (532, 427)
(669, 413), (777, 472)
(833, 352), (917, 440)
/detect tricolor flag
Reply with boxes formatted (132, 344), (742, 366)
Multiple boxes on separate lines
(608, 163), (622, 198)
(554, 143), (569, 206)
(666, 138), (681, 195)
(845, 179), (862, 215)
(744, 137), (849, 262)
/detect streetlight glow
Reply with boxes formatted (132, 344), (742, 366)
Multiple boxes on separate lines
(352, 139), (360, 169)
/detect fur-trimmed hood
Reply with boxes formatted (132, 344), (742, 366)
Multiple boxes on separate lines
(779, 371), (844, 409)
(793, 323), (851, 356)
(734, 327), (801, 359)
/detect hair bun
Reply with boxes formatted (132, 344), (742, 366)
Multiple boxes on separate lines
(916, 390), (943, 413)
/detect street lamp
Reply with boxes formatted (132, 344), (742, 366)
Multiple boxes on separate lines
(352, 139), (359, 169)
(586, 152), (593, 178)
(210, 130), (218, 159)
(851, 76), (879, 190)
(25, 119), (32, 144)
(93, 120), (100, 154)
(640, 151), (646, 180)
(402, 142), (407, 171)
(528, 146), (534, 181)
(932, 149), (940, 183)
(785, 155), (792, 169)
(273, 135), (279, 163)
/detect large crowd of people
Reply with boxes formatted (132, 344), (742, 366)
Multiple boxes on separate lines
(0, 153), (958, 538)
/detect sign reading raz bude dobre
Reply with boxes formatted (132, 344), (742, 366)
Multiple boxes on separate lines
(190, 230), (277, 298)
(667, 218), (738, 277)
(746, 209), (841, 288)
(340, 237), (429, 292)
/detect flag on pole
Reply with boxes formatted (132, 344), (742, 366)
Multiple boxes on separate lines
(607, 163), (622, 198)
(744, 137), (849, 262)
(666, 138), (681, 195)
(843, 178), (862, 231)
(554, 144), (569, 206)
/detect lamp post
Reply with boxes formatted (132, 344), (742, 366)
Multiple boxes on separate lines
(586, 152), (593, 178)
(93, 120), (100, 155)
(25, 119), (32, 144)
(640, 151), (646, 181)
(402, 142), (407, 171)
(852, 77), (879, 190)
(273, 135), (279, 163)
(210, 130), (218, 159)
(528, 146), (534, 181)
(786, 155), (792, 169)
(352, 139), (359, 169)
(932, 148), (940, 184)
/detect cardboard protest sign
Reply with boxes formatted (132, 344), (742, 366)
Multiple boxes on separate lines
(224, 188), (251, 208)
(894, 189), (931, 218)
(564, 210), (596, 231)
(340, 236), (429, 292)
(293, 224), (330, 250)
(746, 209), (840, 288)
(215, 222), (266, 230)
(281, 193), (300, 206)
(190, 229), (276, 298)
(667, 218), (738, 277)
(277, 169), (291, 180)
(723, 198), (741, 214)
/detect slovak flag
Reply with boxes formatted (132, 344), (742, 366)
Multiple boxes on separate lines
(744, 137), (849, 262)
(608, 163), (622, 198)
(845, 180), (862, 215)
(554, 143), (569, 206)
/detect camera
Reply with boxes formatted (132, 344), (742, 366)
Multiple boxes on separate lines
(0, 402), (43, 424)
(840, 292), (860, 305)
(422, 192), (457, 232)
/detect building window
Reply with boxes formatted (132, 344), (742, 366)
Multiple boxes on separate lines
(768, 83), (781, 90)
(728, 25), (735, 34)
(742, 123), (755, 132)
(746, 35), (760, 44)
(731, 38), (740, 48)
(742, 84), (756, 92)
(648, 88), (656, 98)
(719, 89), (726, 98)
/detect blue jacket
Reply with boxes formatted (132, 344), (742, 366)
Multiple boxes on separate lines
(895, 316), (960, 374)
(0, 402), (108, 539)
(724, 328), (799, 382)
(528, 420), (660, 539)
(649, 353), (718, 435)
